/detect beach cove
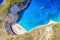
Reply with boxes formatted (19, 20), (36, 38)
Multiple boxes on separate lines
(16, 0), (60, 31)
(4, 0), (60, 35)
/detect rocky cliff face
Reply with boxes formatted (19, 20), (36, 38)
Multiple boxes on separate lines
(4, 0), (30, 35)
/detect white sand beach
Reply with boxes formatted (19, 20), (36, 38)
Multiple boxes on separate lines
(12, 20), (60, 35)
(12, 23), (26, 35)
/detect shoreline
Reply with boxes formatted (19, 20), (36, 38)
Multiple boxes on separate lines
(12, 22), (26, 35)
(29, 20), (60, 31)
(12, 20), (60, 34)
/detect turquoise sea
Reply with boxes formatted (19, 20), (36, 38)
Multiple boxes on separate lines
(17, 0), (60, 31)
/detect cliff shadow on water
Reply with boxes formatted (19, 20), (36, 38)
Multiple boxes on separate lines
(16, 0), (31, 23)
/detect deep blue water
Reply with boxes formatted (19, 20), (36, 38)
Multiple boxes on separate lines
(17, 0), (60, 31)
(0, 0), (3, 4)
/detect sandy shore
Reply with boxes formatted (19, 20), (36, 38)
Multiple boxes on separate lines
(12, 23), (26, 35)
(12, 20), (60, 35)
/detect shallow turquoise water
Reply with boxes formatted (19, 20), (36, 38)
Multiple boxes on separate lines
(17, 0), (60, 31)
